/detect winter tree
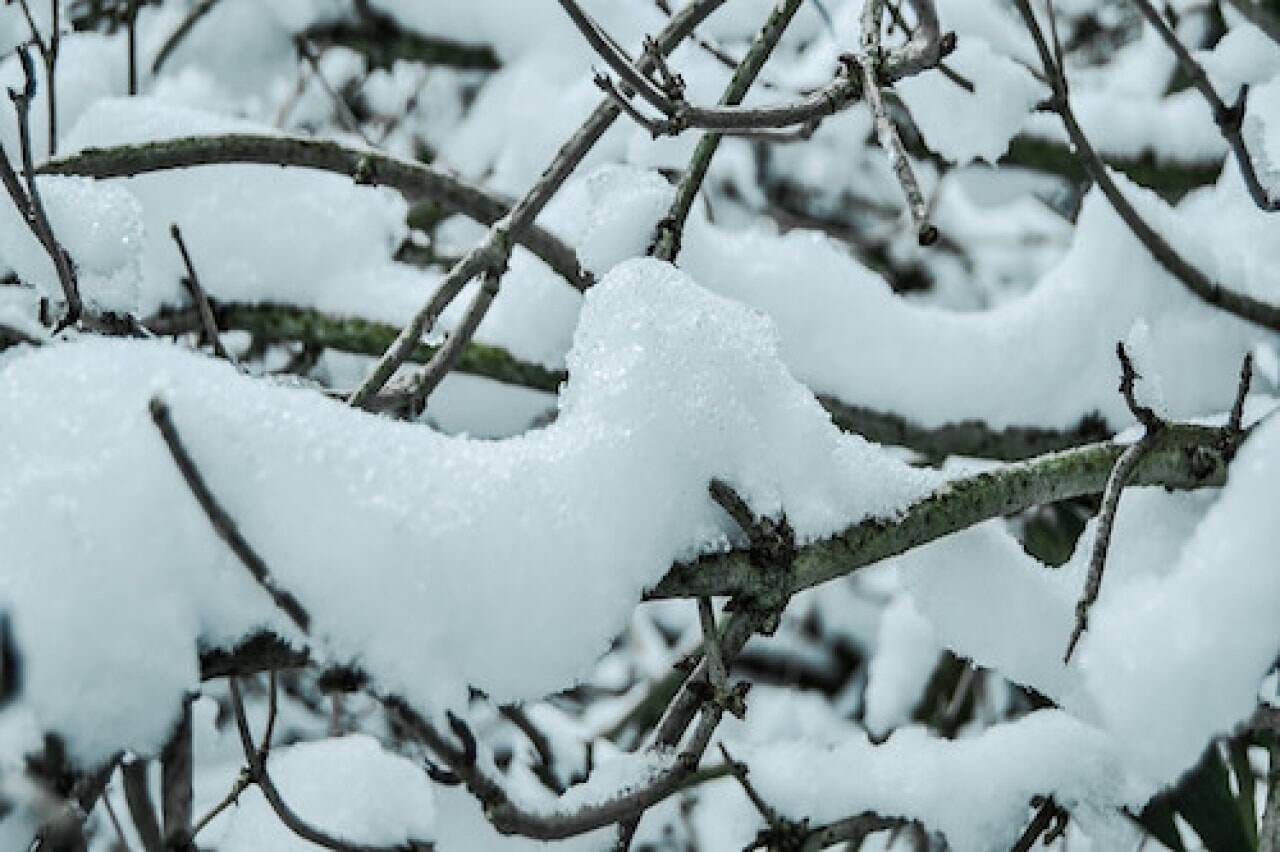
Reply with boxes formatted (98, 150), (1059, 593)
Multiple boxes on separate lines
(0, 0), (1278, 849)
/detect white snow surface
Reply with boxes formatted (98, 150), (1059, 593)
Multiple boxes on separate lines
(0, 258), (935, 766)
(733, 705), (1145, 852)
(213, 734), (436, 851)
(898, 416), (1280, 791)
(896, 38), (1047, 165)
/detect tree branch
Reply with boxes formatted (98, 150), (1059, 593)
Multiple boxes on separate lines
(39, 134), (592, 292)
(649, 421), (1235, 600)
(149, 397), (312, 634)
(1131, 0), (1278, 211)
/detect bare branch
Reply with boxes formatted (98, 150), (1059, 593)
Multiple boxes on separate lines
(1012, 0), (1280, 333)
(651, 0), (806, 261)
(405, 267), (501, 413)
(149, 397), (312, 634)
(169, 223), (233, 363)
(40, 134), (592, 292)
(651, 420), (1235, 601)
(228, 678), (431, 851)
(1132, 0), (1278, 211)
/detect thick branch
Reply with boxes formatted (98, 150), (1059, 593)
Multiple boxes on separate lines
(649, 422), (1233, 600)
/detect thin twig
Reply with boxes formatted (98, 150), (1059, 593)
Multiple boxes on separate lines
(121, 759), (163, 852)
(405, 266), (500, 413)
(14, 0), (58, 155)
(698, 597), (728, 697)
(1131, 0), (1278, 211)
(1010, 797), (1066, 852)
(296, 38), (375, 146)
(152, 0), (221, 75)
(169, 223), (233, 362)
(557, 0), (678, 118)
(5, 46), (81, 328)
(126, 0), (139, 95)
(100, 790), (134, 852)
(1012, 0), (1280, 332)
(1064, 343), (1162, 663)
(228, 678), (428, 852)
(1229, 352), (1254, 435)
(650, 0), (806, 261)
(160, 695), (193, 847)
(857, 1), (938, 245)
(149, 397), (312, 634)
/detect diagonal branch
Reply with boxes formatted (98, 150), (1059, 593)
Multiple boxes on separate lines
(346, 0), (731, 405)
(1012, 0), (1280, 333)
(149, 397), (312, 634)
(1131, 0), (1278, 211)
(650, 420), (1236, 600)
(650, 0), (806, 261)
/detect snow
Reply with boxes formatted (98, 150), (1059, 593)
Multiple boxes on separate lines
(1244, 74), (1280, 197)
(680, 174), (1274, 430)
(0, 175), (143, 314)
(862, 594), (940, 738)
(897, 415), (1280, 795)
(732, 703), (1145, 852)
(896, 38), (1048, 165)
(1079, 416), (1280, 782)
(0, 258), (934, 767)
(212, 734), (436, 851)
(2, 2), (1280, 847)
(61, 98), (414, 321)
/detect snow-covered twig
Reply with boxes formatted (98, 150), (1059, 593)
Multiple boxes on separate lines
(13, 0), (59, 156)
(652, 420), (1236, 601)
(348, 0), (731, 405)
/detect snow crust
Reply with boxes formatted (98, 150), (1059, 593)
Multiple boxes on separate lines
(0, 259), (933, 766)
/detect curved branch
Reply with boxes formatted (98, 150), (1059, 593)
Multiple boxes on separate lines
(38, 134), (593, 292)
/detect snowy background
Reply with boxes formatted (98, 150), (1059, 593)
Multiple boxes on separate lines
(1, 0), (1279, 849)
